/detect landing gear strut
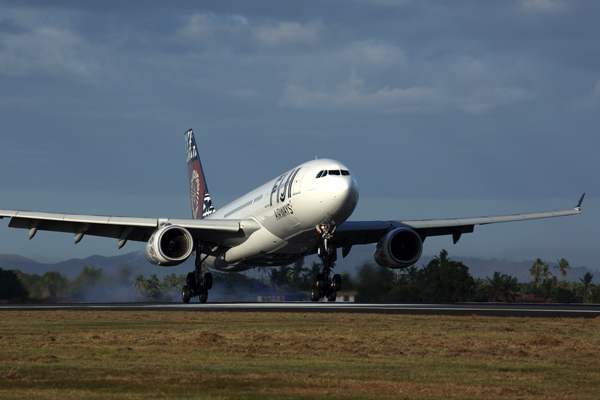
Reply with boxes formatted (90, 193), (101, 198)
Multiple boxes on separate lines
(182, 247), (213, 303)
(311, 224), (342, 302)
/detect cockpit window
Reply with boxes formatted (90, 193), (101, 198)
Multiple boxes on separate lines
(316, 169), (350, 178)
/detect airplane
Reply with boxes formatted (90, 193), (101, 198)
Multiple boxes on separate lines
(1, 129), (585, 303)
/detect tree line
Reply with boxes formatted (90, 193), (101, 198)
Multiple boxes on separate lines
(363, 250), (600, 303)
(1, 250), (599, 303)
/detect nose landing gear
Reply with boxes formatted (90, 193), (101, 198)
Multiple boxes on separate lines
(311, 224), (342, 302)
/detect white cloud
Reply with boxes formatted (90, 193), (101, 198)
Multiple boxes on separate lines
(0, 8), (100, 78)
(342, 42), (407, 67)
(519, 0), (566, 13)
(460, 87), (535, 114)
(252, 21), (321, 48)
(279, 65), (535, 115)
(168, 16), (322, 54)
(575, 79), (600, 110)
(279, 70), (440, 113)
(174, 13), (249, 46)
(349, 0), (413, 6)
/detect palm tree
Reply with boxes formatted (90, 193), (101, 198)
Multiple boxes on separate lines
(257, 266), (271, 284)
(539, 276), (558, 302)
(161, 273), (181, 301)
(145, 273), (163, 301)
(133, 274), (149, 300)
(529, 258), (546, 288)
(302, 261), (324, 288)
(486, 271), (519, 302)
(162, 273), (179, 289)
(580, 272), (594, 303)
(554, 258), (571, 280)
(268, 265), (292, 290)
(541, 263), (554, 280)
(290, 258), (309, 291)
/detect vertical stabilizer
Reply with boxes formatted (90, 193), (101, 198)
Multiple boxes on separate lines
(185, 129), (215, 219)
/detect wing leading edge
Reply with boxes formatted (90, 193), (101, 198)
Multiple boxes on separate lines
(0, 209), (260, 248)
(333, 194), (585, 257)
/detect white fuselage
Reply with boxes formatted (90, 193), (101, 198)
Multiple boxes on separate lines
(203, 159), (359, 271)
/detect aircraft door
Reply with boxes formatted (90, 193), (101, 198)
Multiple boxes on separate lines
(291, 167), (309, 196)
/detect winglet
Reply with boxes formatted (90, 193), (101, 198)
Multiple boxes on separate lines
(185, 129), (216, 219)
(575, 193), (586, 211)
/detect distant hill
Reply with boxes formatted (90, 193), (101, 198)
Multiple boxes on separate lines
(0, 252), (195, 279)
(1, 248), (597, 284)
(0, 254), (38, 268)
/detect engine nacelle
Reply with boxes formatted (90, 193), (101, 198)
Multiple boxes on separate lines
(145, 225), (194, 266)
(374, 227), (423, 269)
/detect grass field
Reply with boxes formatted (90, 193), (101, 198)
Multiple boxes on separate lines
(1, 311), (599, 399)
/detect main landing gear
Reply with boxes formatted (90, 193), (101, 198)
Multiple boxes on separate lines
(182, 250), (213, 303)
(310, 224), (342, 302)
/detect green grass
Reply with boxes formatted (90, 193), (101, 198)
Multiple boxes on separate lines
(1, 311), (599, 399)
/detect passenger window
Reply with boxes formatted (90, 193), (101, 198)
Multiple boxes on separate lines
(341, 170), (350, 176)
(316, 170), (323, 178)
(329, 170), (341, 175)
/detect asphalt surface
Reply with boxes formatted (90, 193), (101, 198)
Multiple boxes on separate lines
(2, 302), (600, 318)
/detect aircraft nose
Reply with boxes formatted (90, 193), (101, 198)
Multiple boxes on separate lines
(330, 175), (359, 221)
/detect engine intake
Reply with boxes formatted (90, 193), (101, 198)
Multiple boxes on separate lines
(374, 227), (423, 269)
(145, 225), (194, 266)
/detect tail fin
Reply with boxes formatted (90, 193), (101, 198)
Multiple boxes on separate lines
(185, 129), (215, 219)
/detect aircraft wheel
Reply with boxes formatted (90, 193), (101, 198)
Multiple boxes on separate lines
(204, 273), (213, 290)
(327, 291), (337, 302)
(186, 272), (197, 288)
(315, 273), (326, 290)
(310, 286), (320, 302)
(182, 285), (191, 303)
(198, 288), (208, 303)
(333, 274), (342, 291)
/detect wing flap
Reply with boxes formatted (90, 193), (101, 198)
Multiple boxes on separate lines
(167, 218), (241, 232)
(401, 208), (582, 230)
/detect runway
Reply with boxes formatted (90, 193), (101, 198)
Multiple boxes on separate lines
(2, 302), (600, 318)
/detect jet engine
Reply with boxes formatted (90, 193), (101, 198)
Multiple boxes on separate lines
(374, 227), (423, 269)
(145, 225), (194, 266)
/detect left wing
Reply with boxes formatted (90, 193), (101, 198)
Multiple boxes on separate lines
(0, 209), (259, 248)
(332, 194), (585, 257)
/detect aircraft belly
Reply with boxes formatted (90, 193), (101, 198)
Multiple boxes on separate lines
(223, 227), (283, 263)
(205, 232), (319, 272)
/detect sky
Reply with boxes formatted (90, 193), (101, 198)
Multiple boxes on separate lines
(0, 0), (598, 271)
